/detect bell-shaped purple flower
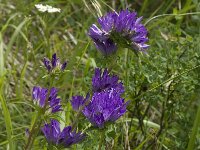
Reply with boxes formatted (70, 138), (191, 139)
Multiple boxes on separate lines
(82, 89), (129, 128)
(89, 25), (117, 55)
(92, 68), (124, 94)
(32, 86), (62, 113)
(70, 93), (90, 112)
(41, 119), (60, 144)
(32, 86), (47, 107)
(41, 119), (85, 148)
(43, 53), (67, 72)
(89, 10), (149, 55)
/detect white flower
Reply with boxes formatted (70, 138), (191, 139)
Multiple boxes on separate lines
(35, 4), (61, 13)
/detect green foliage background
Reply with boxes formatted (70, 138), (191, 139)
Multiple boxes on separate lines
(0, 0), (200, 149)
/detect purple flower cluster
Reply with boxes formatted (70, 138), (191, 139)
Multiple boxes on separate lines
(71, 68), (129, 128)
(82, 89), (129, 128)
(89, 10), (149, 55)
(31, 12), (141, 145)
(30, 53), (86, 148)
(41, 119), (85, 148)
(32, 86), (62, 113)
(43, 53), (67, 72)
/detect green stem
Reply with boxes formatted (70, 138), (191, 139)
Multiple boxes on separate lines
(25, 76), (54, 149)
(98, 130), (105, 150)
(145, 12), (200, 26)
(24, 114), (42, 150)
(125, 49), (130, 88)
(187, 103), (200, 150)
(66, 42), (90, 125)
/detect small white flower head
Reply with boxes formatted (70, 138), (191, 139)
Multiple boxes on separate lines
(35, 4), (61, 13)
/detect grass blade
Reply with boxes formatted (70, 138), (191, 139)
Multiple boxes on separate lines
(0, 92), (14, 149)
(187, 100), (200, 150)
(0, 34), (4, 77)
(0, 34), (14, 149)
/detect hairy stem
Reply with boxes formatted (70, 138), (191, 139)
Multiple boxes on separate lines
(98, 130), (105, 150)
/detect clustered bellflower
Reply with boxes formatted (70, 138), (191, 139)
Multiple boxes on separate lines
(32, 86), (62, 113)
(29, 8), (144, 146)
(82, 89), (129, 128)
(89, 10), (149, 55)
(27, 53), (86, 149)
(41, 119), (85, 148)
(71, 68), (129, 128)
(43, 53), (67, 72)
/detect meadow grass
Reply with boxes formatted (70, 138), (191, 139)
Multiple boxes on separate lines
(0, 0), (200, 149)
